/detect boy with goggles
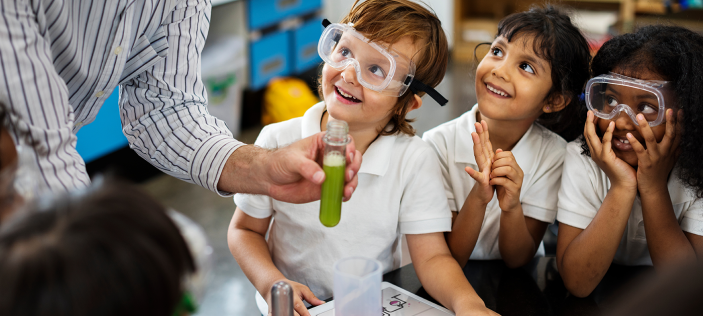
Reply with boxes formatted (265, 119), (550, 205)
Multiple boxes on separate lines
(585, 72), (675, 126)
(318, 20), (448, 105)
(229, 1), (497, 316)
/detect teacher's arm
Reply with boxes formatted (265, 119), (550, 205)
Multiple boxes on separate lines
(0, 0), (91, 192)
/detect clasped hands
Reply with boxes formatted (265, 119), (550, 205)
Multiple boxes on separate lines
(465, 120), (524, 212)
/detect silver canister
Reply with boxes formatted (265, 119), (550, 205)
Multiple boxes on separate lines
(270, 281), (294, 316)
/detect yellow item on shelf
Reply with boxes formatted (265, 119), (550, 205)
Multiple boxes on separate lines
(262, 78), (319, 125)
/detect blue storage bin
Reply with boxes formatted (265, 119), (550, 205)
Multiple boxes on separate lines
(292, 17), (323, 73)
(248, 0), (322, 30)
(250, 30), (292, 90)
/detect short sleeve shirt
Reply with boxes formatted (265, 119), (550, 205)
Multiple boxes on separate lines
(557, 141), (703, 266)
(234, 102), (452, 299)
(422, 104), (567, 260)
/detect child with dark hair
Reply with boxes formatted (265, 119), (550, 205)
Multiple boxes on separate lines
(0, 181), (197, 316)
(423, 5), (591, 268)
(556, 25), (703, 297)
(229, 1), (498, 315)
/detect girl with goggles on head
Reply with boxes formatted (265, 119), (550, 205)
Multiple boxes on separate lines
(557, 25), (703, 298)
(229, 1), (497, 316)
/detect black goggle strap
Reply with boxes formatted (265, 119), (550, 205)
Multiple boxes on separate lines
(408, 78), (448, 106)
(322, 19), (448, 106)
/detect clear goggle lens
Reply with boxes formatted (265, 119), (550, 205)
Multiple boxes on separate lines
(318, 25), (414, 97)
(588, 83), (662, 122)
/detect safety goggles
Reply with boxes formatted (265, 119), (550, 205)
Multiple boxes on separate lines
(585, 72), (674, 126)
(318, 19), (448, 106)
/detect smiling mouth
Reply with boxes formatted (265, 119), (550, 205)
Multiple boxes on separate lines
(486, 83), (510, 97)
(335, 86), (361, 103)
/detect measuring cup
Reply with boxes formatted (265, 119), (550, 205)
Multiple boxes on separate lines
(333, 256), (382, 316)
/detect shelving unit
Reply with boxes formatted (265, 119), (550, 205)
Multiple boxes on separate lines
(452, 0), (688, 63)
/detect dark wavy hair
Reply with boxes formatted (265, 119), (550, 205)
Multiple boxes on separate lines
(489, 5), (592, 141)
(581, 25), (703, 197)
(0, 180), (196, 316)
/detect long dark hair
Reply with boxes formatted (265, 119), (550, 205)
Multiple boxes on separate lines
(0, 180), (196, 316)
(492, 5), (592, 141)
(581, 24), (703, 197)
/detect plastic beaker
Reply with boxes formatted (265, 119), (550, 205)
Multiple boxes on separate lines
(333, 256), (382, 316)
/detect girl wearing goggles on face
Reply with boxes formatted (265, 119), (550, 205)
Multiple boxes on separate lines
(424, 6), (591, 270)
(557, 25), (703, 298)
(229, 1), (497, 316)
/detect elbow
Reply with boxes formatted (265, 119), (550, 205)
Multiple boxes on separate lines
(503, 256), (529, 269)
(565, 283), (594, 298)
(560, 269), (596, 298)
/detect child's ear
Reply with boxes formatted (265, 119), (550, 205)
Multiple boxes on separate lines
(543, 94), (570, 113)
(409, 94), (423, 111)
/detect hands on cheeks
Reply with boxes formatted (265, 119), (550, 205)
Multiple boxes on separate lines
(265, 132), (362, 203)
(465, 120), (523, 212)
(266, 280), (324, 316)
(584, 111), (638, 189)
(627, 109), (683, 193)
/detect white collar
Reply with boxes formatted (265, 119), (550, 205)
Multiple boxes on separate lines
(454, 104), (538, 173)
(668, 169), (698, 205)
(301, 102), (396, 177)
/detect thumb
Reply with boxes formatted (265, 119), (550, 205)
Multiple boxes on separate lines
(291, 153), (325, 185)
(465, 166), (483, 182)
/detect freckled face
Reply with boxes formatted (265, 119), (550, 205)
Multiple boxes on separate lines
(475, 35), (554, 123)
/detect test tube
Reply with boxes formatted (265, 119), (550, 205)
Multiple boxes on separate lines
(319, 120), (350, 227)
(271, 281), (294, 316)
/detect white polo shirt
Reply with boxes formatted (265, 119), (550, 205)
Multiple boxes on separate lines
(422, 104), (566, 260)
(557, 141), (703, 266)
(234, 102), (452, 300)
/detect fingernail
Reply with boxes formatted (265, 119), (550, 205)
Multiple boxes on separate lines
(609, 122), (614, 128)
(637, 114), (644, 121)
(349, 152), (354, 161)
(347, 170), (354, 181)
(627, 133), (632, 138)
(313, 171), (325, 183)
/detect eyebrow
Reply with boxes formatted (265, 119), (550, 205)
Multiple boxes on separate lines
(606, 86), (659, 101)
(495, 38), (547, 73)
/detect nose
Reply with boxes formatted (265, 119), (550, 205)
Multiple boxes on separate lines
(612, 109), (637, 130)
(491, 61), (510, 81)
(341, 66), (358, 86)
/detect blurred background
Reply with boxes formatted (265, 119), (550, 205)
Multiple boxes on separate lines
(75, 0), (703, 315)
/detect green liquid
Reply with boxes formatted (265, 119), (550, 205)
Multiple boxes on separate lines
(320, 154), (345, 227)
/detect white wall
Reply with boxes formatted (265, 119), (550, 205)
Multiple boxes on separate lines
(323, 0), (454, 48)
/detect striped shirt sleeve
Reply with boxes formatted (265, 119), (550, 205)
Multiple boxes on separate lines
(0, 0), (90, 192)
(119, 0), (244, 196)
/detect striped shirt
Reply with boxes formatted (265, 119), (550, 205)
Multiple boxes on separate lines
(0, 0), (244, 195)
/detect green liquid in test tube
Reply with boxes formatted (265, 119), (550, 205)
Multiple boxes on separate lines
(319, 120), (350, 227)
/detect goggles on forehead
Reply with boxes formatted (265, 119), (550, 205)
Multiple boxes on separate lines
(318, 19), (448, 106)
(585, 72), (674, 126)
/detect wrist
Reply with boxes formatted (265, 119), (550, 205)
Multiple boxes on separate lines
(637, 180), (668, 196)
(453, 295), (487, 314)
(500, 203), (523, 215)
(468, 187), (491, 206)
(219, 145), (272, 195)
(609, 183), (638, 197)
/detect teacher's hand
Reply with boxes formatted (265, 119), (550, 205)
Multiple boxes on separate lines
(219, 132), (362, 203)
(265, 132), (361, 203)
